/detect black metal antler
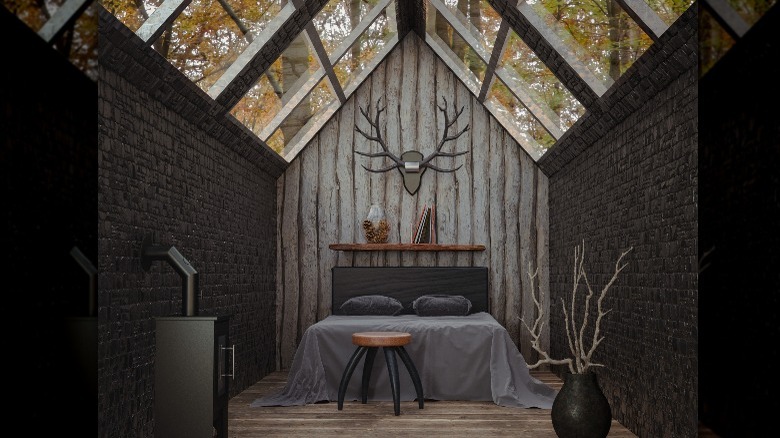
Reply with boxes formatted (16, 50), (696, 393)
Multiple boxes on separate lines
(419, 96), (470, 172)
(354, 97), (405, 172)
(353, 96), (470, 196)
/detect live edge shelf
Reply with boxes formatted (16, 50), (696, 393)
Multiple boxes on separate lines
(329, 243), (486, 251)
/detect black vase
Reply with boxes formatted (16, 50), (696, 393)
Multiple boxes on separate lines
(551, 372), (612, 438)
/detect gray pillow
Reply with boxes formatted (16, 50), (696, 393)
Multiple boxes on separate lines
(340, 295), (404, 316)
(412, 294), (472, 316)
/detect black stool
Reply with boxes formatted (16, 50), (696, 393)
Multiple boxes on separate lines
(337, 331), (424, 416)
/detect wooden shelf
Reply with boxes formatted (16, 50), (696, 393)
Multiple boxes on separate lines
(329, 243), (486, 252)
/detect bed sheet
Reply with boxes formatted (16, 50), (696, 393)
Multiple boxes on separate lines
(251, 312), (556, 408)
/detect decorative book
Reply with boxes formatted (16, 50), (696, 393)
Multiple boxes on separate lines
(411, 204), (437, 244)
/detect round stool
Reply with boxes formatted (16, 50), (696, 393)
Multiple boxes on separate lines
(337, 331), (424, 416)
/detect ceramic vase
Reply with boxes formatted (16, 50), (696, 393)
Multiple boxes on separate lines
(551, 372), (612, 438)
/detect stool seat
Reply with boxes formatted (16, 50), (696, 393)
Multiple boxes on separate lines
(352, 332), (411, 347)
(338, 331), (424, 416)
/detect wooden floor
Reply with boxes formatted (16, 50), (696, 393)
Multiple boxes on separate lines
(229, 370), (638, 437)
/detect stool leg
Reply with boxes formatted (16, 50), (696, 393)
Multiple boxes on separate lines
(397, 346), (424, 409)
(384, 347), (401, 416)
(361, 347), (378, 404)
(338, 346), (367, 410)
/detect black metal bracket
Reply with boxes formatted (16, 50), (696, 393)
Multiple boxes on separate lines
(140, 234), (199, 316)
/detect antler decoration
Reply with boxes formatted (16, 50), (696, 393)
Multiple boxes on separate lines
(420, 96), (470, 172)
(354, 96), (470, 195)
(354, 97), (405, 172)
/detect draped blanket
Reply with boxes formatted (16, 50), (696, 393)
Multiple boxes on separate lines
(251, 313), (556, 409)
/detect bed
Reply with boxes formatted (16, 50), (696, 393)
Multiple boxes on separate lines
(251, 267), (557, 409)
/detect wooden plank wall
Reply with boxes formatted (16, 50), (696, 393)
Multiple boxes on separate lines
(276, 34), (549, 370)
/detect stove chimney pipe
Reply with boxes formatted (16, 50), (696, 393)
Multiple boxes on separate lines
(140, 235), (199, 316)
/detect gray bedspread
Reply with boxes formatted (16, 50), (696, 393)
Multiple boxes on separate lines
(251, 312), (557, 408)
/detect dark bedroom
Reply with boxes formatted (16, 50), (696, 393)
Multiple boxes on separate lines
(2, 0), (778, 436)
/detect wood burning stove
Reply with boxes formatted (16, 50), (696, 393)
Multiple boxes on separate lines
(155, 315), (231, 438)
(141, 236), (233, 437)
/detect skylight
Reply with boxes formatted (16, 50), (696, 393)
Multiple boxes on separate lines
(227, 0), (399, 158)
(229, 34), (323, 152)
(94, 0), (716, 163)
(498, 28), (585, 135)
(6, 0), (767, 164)
(424, 0), (586, 158)
(154, 0), (253, 93)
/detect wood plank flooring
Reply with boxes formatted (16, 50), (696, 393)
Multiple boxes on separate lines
(228, 370), (638, 437)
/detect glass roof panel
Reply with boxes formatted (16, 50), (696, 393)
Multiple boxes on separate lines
(499, 28), (585, 132)
(314, 0), (377, 59)
(425, 1), (488, 83)
(525, 0), (653, 83)
(230, 33), (325, 153)
(333, 7), (397, 91)
(487, 76), (556, 159)
(98, 0), (704, 161)
(643, 0), (695, 26)
(272, 78), (338, 156)
(222, 0), (284, 34)
(436, 0), (503, 54)
(153, 0), (250, 93)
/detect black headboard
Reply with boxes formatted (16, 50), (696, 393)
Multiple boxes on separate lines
(331, 267), (489, 315)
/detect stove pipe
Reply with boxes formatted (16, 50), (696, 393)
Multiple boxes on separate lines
(140, 235), (199, 316)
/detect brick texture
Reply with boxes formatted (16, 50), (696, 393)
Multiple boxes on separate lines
(544, 9), (698, 438)
(98, 12), (281, 437)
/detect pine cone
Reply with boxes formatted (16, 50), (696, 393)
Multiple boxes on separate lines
(363, 219), (389, 243)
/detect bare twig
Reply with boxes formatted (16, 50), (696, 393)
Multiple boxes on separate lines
(521, 264), (575, 374)
(521, 241), (632, 374)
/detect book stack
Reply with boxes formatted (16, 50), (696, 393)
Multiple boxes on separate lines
(411, 204), (436, 244)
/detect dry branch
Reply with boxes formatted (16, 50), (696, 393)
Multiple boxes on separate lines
(521, 240), (633, 373)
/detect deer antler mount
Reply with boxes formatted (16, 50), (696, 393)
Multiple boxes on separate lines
(354, 97), (470, 196)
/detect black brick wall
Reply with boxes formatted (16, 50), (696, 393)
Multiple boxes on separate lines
(543, 8), (698, 438)
(98, 12), (282, 437)
(2, 8), (97, 435)
(699, 5), (779, 436)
